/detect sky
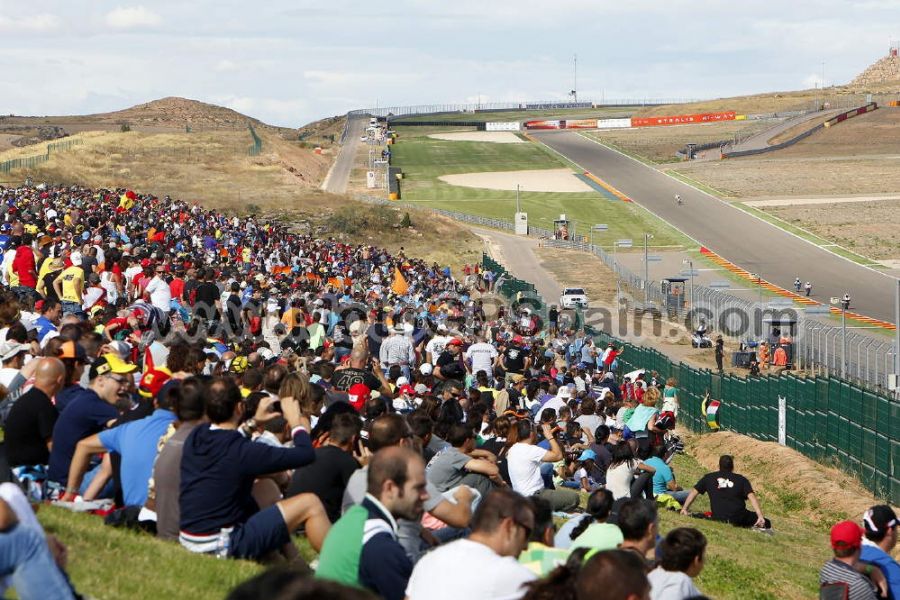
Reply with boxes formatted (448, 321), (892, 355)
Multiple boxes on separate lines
(1, 1), (897, 127)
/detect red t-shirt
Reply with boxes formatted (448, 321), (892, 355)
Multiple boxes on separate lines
(12, 246), (37, 288)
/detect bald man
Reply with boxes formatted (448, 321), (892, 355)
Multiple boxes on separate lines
(332, 344), (392, 396)
(5, 357), (66, 467)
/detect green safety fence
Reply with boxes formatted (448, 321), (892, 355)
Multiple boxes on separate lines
(248, 123), (262, 156)
(0, 138), (83, 174)
(482, 254), (900, 504)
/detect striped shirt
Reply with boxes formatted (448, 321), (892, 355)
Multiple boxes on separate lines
(819, 559), (877, 600)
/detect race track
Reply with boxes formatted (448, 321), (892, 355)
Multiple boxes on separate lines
(532, 130), (898, 324)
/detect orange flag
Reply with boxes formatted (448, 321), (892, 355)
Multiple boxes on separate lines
(391, 267), (409, 295)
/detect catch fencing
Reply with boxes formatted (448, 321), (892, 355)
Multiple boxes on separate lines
(0, 138), (83, 174)
(247, 123), (262, 156)
(353, 192), (897, 395)
(348, 98), (700, 119)
(480, 253), (900, 505)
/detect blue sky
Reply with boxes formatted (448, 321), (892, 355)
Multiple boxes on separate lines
(0, 1), (896, 126)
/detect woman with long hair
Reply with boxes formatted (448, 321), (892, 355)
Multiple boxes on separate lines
(605, 442), (656, 501)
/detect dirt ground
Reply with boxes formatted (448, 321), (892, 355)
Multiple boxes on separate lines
(676, 156), (900, 198)
(688, 431), (899, 529)
(586, 120), (773, 163)
(438, 168), (593, 193)
(763, 198), (900, 260)
(427, 131), (524, 144)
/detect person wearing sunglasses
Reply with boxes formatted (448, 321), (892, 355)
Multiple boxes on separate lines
(47, 353), (137, 499)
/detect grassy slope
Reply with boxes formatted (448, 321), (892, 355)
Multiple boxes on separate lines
(390, 131), (687, 247)
(37, 436), (831, 600)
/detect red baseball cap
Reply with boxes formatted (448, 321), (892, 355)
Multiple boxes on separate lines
(830, 520), (863, 550)
(347, 383), (371, 412)
(446, 338), (463, 347)
(513, 335), (523, 344)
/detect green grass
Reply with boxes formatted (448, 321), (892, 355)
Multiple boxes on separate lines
(31, 437), (833, 600)
(391, 135), (690, 247)
(396, 106), (639, 123)
(38, 506), (264, 599)
(658, 444), (831, 600)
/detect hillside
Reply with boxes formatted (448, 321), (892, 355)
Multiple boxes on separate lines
(0, 97), (300, 150)
(850, 54), (900, 90)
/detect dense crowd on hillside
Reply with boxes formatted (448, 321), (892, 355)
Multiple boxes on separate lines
(0, 183), (897, 600)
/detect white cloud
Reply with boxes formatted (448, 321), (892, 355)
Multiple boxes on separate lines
(105, 6), (162, 29)
(0, 13), (61, 33)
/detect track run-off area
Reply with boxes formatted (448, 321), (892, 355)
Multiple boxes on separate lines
(531, 130), (898, 325)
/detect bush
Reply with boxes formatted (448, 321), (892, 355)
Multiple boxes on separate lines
(400, 212), (412, 228)
(120, 122), (131, 132)
(326, 204), (395, 235)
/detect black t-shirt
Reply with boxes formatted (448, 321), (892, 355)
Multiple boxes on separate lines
(182, 278), (199, 303)
(694, 470), (753, 522)
(193, 282), (220, 320)
(41, 272), (60, 302)
(503, 345), (526, 373)
(80, 255), (97, 279)
(287, 445), (360, 522)
(437, 350), (465, 379)
(5, 387), (58, 467)
(332, 367), (381, 392)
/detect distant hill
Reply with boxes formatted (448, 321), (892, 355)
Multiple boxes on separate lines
(850, 54), (900, 90)
(91, 96), (278, 130)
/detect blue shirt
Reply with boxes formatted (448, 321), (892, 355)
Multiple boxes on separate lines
(48, 388), (118, 485)
(861, 542), (900, 600)
(34, 315), (57, 342)
(645, 456), (674, 495)
(99, 409), (177, 506)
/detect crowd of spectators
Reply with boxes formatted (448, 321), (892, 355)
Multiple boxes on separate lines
(0, 183), (896, 600)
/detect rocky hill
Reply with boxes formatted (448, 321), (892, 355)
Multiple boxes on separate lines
(849, 55), (900, 90)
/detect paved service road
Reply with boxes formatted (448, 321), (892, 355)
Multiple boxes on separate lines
(322, 116), (367, 194)
(532, 130), (898, 324)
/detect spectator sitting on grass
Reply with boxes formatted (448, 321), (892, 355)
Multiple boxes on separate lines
(820, 520), (882, 600)
(645, 444), (689, 505)
(648, 527), (707, 600)
(317, 447), (429, 600)
(860, 505), (899, 600)
(679, 454), (770, 530)
(617, 498), (659, 572)
(178, 377), (330, 561)
(569, 489), (623, 552)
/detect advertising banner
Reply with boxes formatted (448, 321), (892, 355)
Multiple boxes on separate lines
(524, 120), (561, 130)
(486, 121), (522, 131)
(561, 119), (597, 129)
(596, 118), (632, 129)
(631, 111), (736, 127)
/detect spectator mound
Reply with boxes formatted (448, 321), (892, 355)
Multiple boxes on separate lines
(689, 431), (898, 520)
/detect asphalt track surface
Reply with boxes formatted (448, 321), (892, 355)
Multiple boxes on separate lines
(322, 116), (366, 194)
(532, 130), (898, 324)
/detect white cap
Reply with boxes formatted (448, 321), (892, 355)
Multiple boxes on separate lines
(419, 363), (433, 375)
(69, 252), (82, 266)
(0, 340), (29, 362)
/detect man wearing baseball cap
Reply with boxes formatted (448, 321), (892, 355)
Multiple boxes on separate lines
(860, 505), (900, 600)
(820, 520), (880, 600)
(47, 353), (137, 496)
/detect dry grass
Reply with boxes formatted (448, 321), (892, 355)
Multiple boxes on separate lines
(762, 199), (900, 260)
(0, 126), (482, 272)
(690, 431), (900, 526)
(583, 120), (771, 163)
(635, 90), (823, 117)
(675, 156), (900, 199)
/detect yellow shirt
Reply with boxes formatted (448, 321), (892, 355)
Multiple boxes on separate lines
(58, 266), (84, 303)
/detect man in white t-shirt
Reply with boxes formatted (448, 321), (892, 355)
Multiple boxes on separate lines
(143, 266), (172, 312)
(506, 420), (579, 512)
(465, 334), (498, 380)
(425, 325), (451, 366)
(406, 489), (536, 600)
